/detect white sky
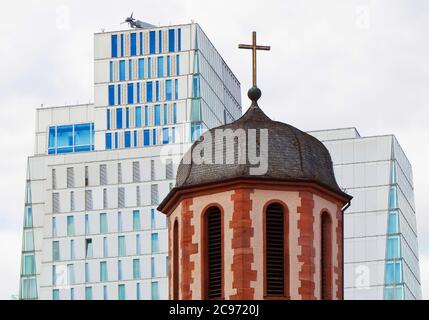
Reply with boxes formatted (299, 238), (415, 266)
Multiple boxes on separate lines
(0, 0), (428, 299)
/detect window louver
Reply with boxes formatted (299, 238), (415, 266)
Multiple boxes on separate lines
(85, 190), (93, 211)
(321, 213), (332, 300)
(100, 164), (107, 185)
(206, 207), (222, 299)
(166, 159), (173, 180)
(118, 187), (125, 208)
(266, 203), (285, 296)
(133, 161), (140, 183)
(52, 193), (60, 213)
(67, 167), (74, 188)
(151, 184), (159, 205)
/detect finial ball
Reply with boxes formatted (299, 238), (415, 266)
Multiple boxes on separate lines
(248, 86), (262, 102)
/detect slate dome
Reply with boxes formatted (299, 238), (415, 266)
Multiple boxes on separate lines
(175, 101), (348, 198)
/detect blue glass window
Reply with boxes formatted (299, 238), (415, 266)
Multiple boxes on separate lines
(100, 213), (108, 234)
(176, 55), (180, 75)
(107, 109), (111, 130)
(136, 283), (141, 300)
(53, 289), (60, 300)
(147, 82), (153, 102)
(388, 211), (398, 234)
(159, 30), (162, 53)
(130, 33), (137, 56)
(118, 236), (126, 257)
(193, 76), (199, 97)
(127, 83), (134, 104)
(111, 35), (118, 58)
(163, 104), (168, 124)
(138, 58), (144, 80)
(109, 61), (113, 82)
(139, 32), (143, 54)
(74, 124), (91, 152)
(168, 29), (175, 52)
(85, 287), (92, 300)
(126, 108), (130, 128)
(145, 106), (149, 126)
(175, 79), (179, 99)
(167, 56), (171, 76)
(118, 260), (123, 280)
(149, 31), (156, 54)
(151, 209), (155, 229)
(144, 130), (150, 146)
(133, 210), (140, 231)
(166, 80), (172, 101)
(103, 237), (108, 257)
(117, 84), (122, 105)
(178, 28), (181, 51)
(118, 212), (123, 232)
(191, 123), (202, 142)
(172, 127), (176, 143)
(387, 236), (400, 259)
(48, 127), (56, 149)
(173, 103), (177, 124)
(389, 187), (397, 209)
(103, 286), (108, 300)
(137, 83), (141, 103)
(85, 263), (90, 283)
(100, 261), (108, 282)
(135, 107), (142, 128)
(49, 123), (94, 154)
(115, 132), (119, 149)
(119, 60), (126, 81)
(157, 56), (164, 77)
(136, 234), (141, 255)
(85, 214), (89, 235)
(151, 282), (159, 300)
(156, 81), (160, 102)
(108, 85), (115, 106)
(385, 286), (404, 300)
(118, 284), (126, 300)
(120, 34), (124, 57)
(163, 128), (169, 145)
(106, 133), (112, 150)
(133, 259), (141, 279)
(151, 233), (159, 253)
(125, 131), (131, 148)
(134, 130), (137, 147)
(67, 216), (74, 236)
(23, 255), (36, 275)
(116, 108), (123, 129)
(153, 129), (157, 145)
(148, 57), (152, 78)
(151, 257), (156, 277)
(154, 105), (161, 125)
(129, 59), (132, 80)
(386, 261), (402, 285)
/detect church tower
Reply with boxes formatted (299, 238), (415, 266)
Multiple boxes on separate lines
(157, 32), (352, 300)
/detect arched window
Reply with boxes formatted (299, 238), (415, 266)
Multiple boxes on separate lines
(265, 202), (289, 297)
(203, 206), (223, 299)
(173, 219), (179, 300)
(321, 212), (333, 300)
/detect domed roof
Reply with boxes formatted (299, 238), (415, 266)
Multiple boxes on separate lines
(175, 99), (347, 198)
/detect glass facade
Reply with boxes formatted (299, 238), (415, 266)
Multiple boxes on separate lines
(309, 128), (421, 300)
(48, 123), (94, 155)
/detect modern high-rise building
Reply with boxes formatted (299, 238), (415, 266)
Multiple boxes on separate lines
(309, 128), (421, 300)
(19, 22), (241, 300)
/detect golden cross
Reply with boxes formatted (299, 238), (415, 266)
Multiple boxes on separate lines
(239, 31), (271, 87)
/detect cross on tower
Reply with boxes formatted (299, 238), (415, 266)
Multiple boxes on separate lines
(239, 31), (271, 87)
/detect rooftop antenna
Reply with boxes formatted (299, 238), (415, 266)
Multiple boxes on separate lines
(121, 12), (156, 29)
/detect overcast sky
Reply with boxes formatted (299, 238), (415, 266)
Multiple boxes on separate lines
(0, 0), (428, 299)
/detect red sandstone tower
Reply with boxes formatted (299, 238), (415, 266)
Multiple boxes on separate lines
(157, 33), (351, 300)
